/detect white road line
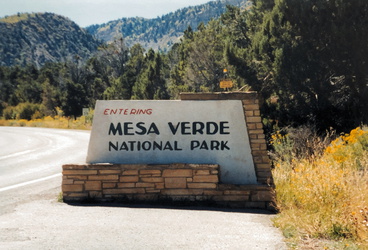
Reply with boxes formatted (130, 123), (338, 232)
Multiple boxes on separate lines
(0, 149), (36, 161)
(0, 173), (61, 193)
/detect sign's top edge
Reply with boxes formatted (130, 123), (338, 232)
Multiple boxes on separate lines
(96, 100), (241, 102)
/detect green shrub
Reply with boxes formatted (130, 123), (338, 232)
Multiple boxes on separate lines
(3, 106), (16, 119)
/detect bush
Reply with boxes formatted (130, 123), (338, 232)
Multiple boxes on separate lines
(3, 106), (17, 119)
(2, 103), (44, 120)
(17, 103), (39, 120)
(272, 126), (368, 248)
(269, 125), (335, 162)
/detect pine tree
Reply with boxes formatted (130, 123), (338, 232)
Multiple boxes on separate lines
(132, 49), (169, 100)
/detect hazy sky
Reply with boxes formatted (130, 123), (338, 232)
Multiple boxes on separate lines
(0, 0), (212, 27)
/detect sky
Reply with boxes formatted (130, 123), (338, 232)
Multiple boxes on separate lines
(0, 0), (212, 27)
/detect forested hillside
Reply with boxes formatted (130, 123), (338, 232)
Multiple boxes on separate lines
(86, 0), (251, 51)
(0, 13), (101, 67)
(1, 0), (368, 135)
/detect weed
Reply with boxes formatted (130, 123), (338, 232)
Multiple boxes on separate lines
(57, 192), (63, 203)
(272, 126), (368, 248)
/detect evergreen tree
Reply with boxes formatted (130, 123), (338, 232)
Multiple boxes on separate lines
(132, 49), (169, 99)
(247, 0), (368, 131)
(119, 44), (146, 99)
(184, 20), (228, 92)
(61, 80), (88, 118)
(221, 5), (259, 91)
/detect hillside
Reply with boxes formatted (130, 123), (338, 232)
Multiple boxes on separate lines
(0, 13), (102, 67)
(86, 0), (251, 51)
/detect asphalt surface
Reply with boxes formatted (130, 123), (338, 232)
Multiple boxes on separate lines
(0, 127), (287, 249)
(0, 127), (90, 189)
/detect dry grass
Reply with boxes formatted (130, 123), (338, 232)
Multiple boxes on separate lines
(271, 127), (368, 249)
(0, 116), (92, 130)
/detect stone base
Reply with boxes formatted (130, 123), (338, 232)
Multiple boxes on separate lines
(62, 164), (275, 210)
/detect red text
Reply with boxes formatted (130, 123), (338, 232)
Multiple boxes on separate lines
(103, 108), (153, 115)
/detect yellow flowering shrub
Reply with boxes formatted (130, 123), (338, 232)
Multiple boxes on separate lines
(325, 127), (368, 168)
(272, 126), (368, 248)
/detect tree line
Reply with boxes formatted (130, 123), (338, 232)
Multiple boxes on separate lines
(1, 0), (368, 133)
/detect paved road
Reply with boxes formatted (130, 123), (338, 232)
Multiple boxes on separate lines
(0, 127), (286, 249)
(0, 127), (90, 190)
(0, 127), (90, 215)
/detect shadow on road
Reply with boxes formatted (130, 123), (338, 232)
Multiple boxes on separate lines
(65, 200), (277, 215)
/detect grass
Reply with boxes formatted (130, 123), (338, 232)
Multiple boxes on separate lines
(0, 115), (92, 130)
(57, 192), (64, 203)
(271, 126), (368, 249)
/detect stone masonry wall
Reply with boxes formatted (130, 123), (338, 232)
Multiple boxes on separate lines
(62, 163), (273, 209)
(180, 92), (272, 184)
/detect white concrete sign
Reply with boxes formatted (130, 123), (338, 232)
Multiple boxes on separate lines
(86, 100), (257, 184)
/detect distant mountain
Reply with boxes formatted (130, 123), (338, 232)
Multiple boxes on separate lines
(0, 1), (251, 67)
(0, 12), (102, 67)
(86, 0), (251, 52)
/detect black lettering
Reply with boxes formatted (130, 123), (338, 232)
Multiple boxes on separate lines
(191, 140), (200, 150)
(200, 141), (209, 150)
(109, 140), (186, 151)
(142, 141), (152, 150)
(119, 141), (129, 151)
(123, 122), (134, 135)
(206, 122), (218, 135)
(192, 122), (205, 135)
(147, 123), (160, 135)
(174, 141), (182, 150)
(219, 121), (230, 134)
(168, 122), (180, 135)
(128, 141), (137, 151)
(109, 123), (122, 135)
(163, 141), (174, 150)
(153, 141), (163, 150)
(211, 140), (220, 150)
(109, 141), (118, 151)
(181, 122), (191, 135)
(135, 122), (147, 135)
(221, 141), (230, 150)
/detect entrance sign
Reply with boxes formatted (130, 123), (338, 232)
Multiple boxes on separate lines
(86, 100), (257, 184)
